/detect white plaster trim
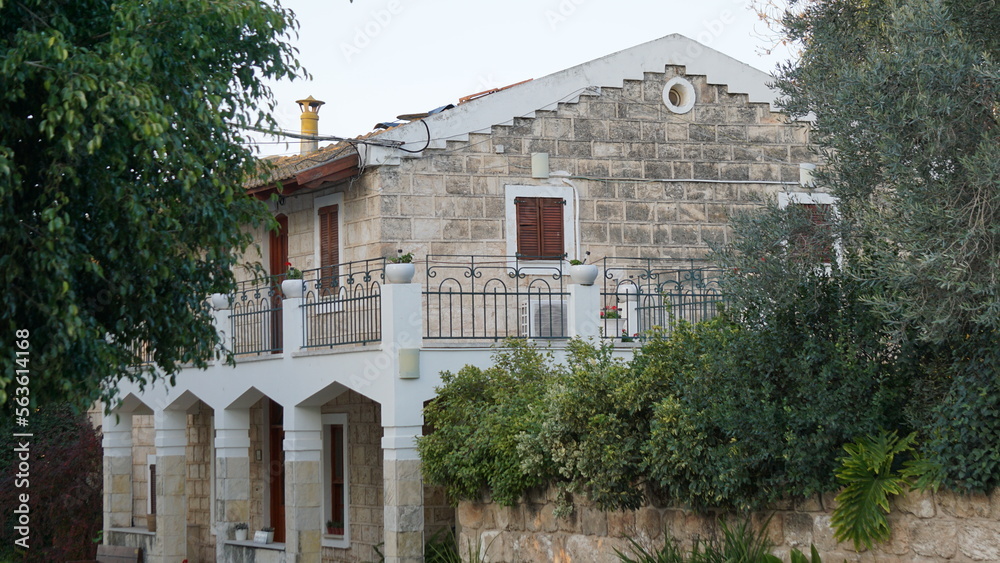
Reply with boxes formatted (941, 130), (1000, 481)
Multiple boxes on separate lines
(504, 184), (578, 273)
(209, 415), (216, 535)
(366, 34), (782, 163)
(321, 413), (350, 550)
(313, 192), (345, 272)
(663, 76), (696, 114)
(778, 191), (838, 207)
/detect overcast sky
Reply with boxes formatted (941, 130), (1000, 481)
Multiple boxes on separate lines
(249, 0), (794, 157)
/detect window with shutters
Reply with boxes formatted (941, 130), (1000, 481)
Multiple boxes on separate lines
(778, 192), (840, 265)
(314, 193), (344, 297)
(515, 197), (565, 260)
(504, 185), (577, 268)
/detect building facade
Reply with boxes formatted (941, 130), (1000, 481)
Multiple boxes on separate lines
(101, 34), (821, 563)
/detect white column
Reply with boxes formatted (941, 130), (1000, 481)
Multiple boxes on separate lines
(282, 295), (305, 358)
(568, 282), (601, 339)
(284, 405), (323, 563)
(381, 282), (424, 378)
(102, 414), (133, 531)
(214, 408), (251, 559)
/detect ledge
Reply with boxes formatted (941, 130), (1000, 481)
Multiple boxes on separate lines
(108, 527), (154, 536)
(225, 539), (286, 551)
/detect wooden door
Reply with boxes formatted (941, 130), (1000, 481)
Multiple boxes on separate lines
(269, 215), (288, 353)
(268, 399), (286, 543)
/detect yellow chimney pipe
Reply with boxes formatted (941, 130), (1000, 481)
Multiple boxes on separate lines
(295, 95), (325, 155)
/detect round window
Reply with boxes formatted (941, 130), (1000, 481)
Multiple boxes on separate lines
(662, 77), (696, 114)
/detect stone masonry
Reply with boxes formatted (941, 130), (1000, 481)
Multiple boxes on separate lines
(459, 489), (1000, 563)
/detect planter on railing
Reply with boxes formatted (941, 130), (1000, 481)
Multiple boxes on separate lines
(569, 264), (599, 285)
(281, 279), (305, 298)
(385, 263), (415, 284)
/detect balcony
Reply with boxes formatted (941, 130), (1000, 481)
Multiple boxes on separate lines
(209, 255), (727, 360)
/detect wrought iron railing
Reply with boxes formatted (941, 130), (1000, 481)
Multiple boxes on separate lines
(231, 278), (283, 355)
(423, 255), (569, 341)
(301, 258), (384, 348)
(601, 257), (727, 340)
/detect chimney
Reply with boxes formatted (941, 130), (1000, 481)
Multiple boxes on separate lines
(296, 95), (325, 155)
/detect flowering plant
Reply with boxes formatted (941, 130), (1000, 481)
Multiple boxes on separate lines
(600, 305), (621, 319)
(620, 330), (638, 343)
(285, 261), (302, 280)
(389, 249), (414, 264)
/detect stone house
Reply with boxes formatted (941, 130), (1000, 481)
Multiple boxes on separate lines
(100, 34), (819, 563)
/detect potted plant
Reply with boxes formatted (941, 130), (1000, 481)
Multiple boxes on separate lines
(385, 249), (415, 284)
(281, 262), (305, 298)
(326, 519), (344, 535)
(257, 526), (275, 544)
(568, 252), (598, 285)
(234, 522), (248, 542)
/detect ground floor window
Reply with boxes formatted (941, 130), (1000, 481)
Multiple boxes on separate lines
(322, 413), (349, 548)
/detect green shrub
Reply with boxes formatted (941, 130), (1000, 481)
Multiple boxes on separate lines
(922, 337), (1000, 492)
(519, 339), (660, 513)
(418, 340), (555, 505)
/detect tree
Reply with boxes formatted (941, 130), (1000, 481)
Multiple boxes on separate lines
(0, 0), (304, 409)
(775, 0), (1000, 346)
(0, 404), (102, 562)
(775, 0), (1000, 491)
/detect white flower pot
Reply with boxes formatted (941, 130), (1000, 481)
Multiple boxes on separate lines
(601, 318), (624, 339)
(569, 264), (599, 286)
(385, 263), (415, 284)
(281, 279), (305, 298)
(210, 293), (231, 310)
(620, 283), (638, 301)
(235, 528), (248, 542)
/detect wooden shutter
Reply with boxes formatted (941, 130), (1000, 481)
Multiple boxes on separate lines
(515, 197), (564, 260)
(538, 198), (565, 259)
(318, 204), (339, 273)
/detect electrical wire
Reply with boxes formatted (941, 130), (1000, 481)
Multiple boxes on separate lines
(394, 120), (431, 153)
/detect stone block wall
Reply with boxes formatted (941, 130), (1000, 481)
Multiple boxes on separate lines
(374, 65), (817, 264)
(248, 399), (268, 534)
(186, 405), (214, 563)
(131, 414), (155, 528)
(458, 489), (1000, 563)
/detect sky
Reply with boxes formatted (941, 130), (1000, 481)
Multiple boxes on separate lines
(249, 0), (795, 157)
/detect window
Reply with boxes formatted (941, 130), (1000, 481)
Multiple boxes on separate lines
(779, 192), (840, 265)
(314, 193), (344, 296)
(146, 454), (156, 516)
(504, 185), (577, 266)
(322, 413), (349, 548)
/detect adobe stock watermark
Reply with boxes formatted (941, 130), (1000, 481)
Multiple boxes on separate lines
(341, 0), (404, 64)
(685, 8), (738, 58)
(545, 0), (589, 30)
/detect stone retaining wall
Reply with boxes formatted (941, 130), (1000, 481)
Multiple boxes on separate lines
(458, 489), (1000, 562)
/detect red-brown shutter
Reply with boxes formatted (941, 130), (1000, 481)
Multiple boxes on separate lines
(538, 198), (565, 259)
(318, 205), (339, 274)
(516, 197), (564, 260)
(515, 198), (540, 258)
